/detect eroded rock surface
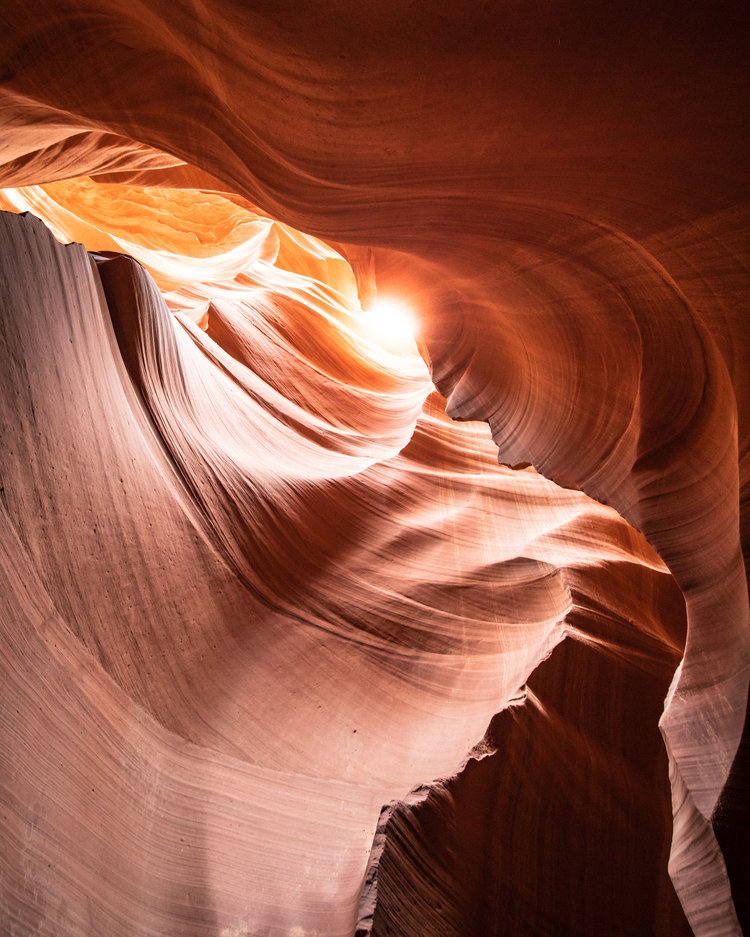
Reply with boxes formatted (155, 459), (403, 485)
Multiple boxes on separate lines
(0, 2), (748, 935)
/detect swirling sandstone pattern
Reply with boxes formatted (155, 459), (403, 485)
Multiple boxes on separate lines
(0, 2), (748, 936)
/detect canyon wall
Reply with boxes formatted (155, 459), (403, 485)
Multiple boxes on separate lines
(0, 2), (748, 934)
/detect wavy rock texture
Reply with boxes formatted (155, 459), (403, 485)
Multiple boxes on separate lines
(0, 2), (748, 936)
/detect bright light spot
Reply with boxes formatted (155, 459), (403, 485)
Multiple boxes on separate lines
(366, 296), (417, 348)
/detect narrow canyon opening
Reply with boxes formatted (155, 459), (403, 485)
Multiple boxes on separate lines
(0, 6), (748, 935)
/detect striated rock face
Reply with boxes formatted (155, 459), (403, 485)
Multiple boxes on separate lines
(0, 3), (748, 936)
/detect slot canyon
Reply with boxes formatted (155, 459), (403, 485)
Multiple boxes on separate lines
(0, 2), (748, 936)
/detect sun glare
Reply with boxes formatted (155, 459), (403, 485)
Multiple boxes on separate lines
(365, 296), (418, 349)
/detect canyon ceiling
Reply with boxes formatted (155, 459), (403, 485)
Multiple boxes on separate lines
(0, 2), (748, 936)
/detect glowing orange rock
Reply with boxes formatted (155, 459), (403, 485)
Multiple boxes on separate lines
(0, 2), (748, 935)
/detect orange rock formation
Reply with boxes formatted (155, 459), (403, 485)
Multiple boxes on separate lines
(0, 3), (747, 936)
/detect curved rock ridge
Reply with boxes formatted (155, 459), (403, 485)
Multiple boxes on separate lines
(0, 2), (748, 935)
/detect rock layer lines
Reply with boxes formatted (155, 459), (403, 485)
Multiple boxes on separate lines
(0, 3), (748, 936)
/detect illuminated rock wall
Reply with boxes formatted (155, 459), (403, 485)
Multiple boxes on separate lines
(0, 2), (748, 935)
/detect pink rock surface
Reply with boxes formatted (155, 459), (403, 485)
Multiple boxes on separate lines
(0, 3), (748, 935)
